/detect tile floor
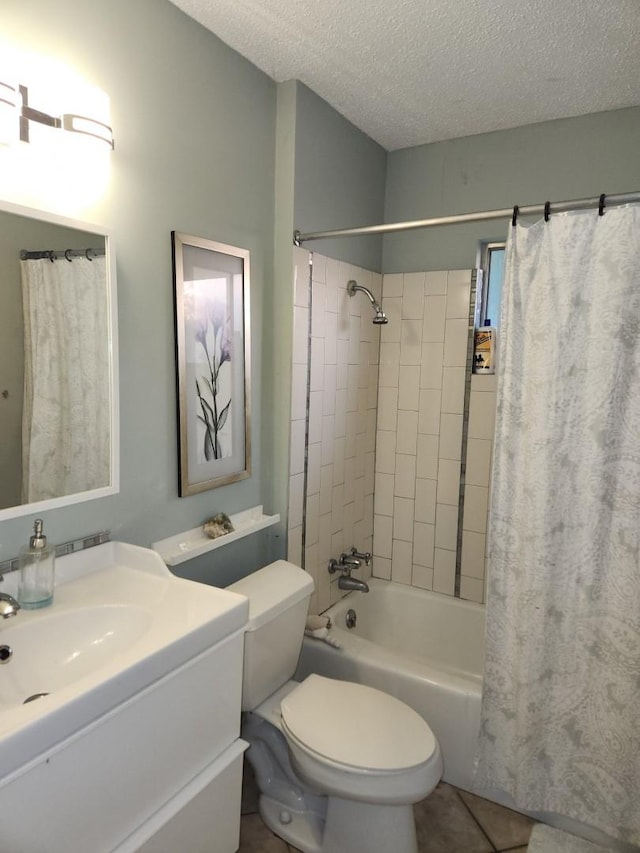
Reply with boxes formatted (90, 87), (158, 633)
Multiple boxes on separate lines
(239, 760), (537, 852)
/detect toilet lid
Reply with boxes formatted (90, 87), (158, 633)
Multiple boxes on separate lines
(280, 674), (437, 771)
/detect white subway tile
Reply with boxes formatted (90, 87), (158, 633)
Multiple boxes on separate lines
(373, 514), (393, 558)
(436, 458), (461, 506)
(460, 575), (484, 603)
(287, 525), (303, 566)
(308, 390), (323, 444)
(345, 413), (357, 459)
(342, 456), (354, 502)
(461, 531), (486, 579)
(435, 502), (458, 550)
(413, 521), (435, 567)
(400, 319), (422, 365)
(375, 430), (397, 474)
(331, 483), (344, 533)
(381, 297), (402, 343)
(288, 473), (305, 529)
(319, 464), (334, 515)
(372, 555), (392, 580)
(293, 306), (310, 365)
(470, 373), (497, 393)
(433, 548), (456, 596)
(291, 363), (308, 421)
(398, 366), (421, 410)
(425, 271), (448, 295)
(418, 389), (442, 434)
(364, 451), (375, 495)
(393, 497), (414, 542)
(374, 472), (395, 516)
(422, 295), (446, 342)
(371, 272), (383, 302)
(412, 564), (434, 590)
(439, 413), (463, 461)
(322, 364), (337, 415)
(323, 311), (337, 365)
(392, 539), (413, 585)
(365, 409), (377, 453)
(468, 390), (497, 440)
(311, 282), (326, 338)
(321, 415), (335, 466)
(415, 477), (437, 524)
(463, 485), (489, 534)
(416, 433), (439, 479)
(289, 418), (306, 476)
(318, 512), (333, 561)
(465, 438), (493, 486)
(377, 387), (399, 431)
(396, 410), (418, 455)
(394, 453), (416, 498)
(334, 389), (347, 438)
(420, 342), (444, 389)
(443, 318), (470, 367)
(402, 273), (425, 319)
(307, 441), (322, 496)
(310, 251), (326, 284)
(332, 437), (346, 486)
(383, 273), (404, 298)
(441, 366), (466, 414)
(305, 493), (320, 546)
(379, 342), (400, 388)
(309, 337), (324, 392)
(446, 270), (472, 319)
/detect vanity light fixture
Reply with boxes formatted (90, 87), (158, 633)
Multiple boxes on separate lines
(10, 82), (114, 149)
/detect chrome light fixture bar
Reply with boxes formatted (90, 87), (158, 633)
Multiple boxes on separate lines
(7, 82), (114, 149)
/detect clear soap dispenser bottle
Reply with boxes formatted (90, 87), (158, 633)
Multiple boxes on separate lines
(18, 518), (55, 609)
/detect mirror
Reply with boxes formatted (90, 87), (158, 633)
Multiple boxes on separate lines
(0, 201), (118, 520)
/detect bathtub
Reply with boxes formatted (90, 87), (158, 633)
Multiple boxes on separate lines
(295, 578), (485, 792)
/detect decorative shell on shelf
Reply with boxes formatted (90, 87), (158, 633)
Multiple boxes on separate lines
(203, 512), (235, 540)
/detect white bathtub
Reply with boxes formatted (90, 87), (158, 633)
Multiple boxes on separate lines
(295, 578), (485, 792)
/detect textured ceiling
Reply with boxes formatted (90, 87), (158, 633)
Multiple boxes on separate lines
(169, 0), (640, 151)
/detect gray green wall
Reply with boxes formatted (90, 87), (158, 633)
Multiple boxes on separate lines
(0, 0), (277, 582)
(293, 83), (387, 271)
(383, 107), (640, 272)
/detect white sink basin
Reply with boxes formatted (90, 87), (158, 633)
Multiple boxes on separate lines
(0, 541), (248, 780)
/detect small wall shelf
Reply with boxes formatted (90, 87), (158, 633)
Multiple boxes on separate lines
(152, 505), (280, 566)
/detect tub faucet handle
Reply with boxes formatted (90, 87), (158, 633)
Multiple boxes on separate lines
(349, 547), (371, 566)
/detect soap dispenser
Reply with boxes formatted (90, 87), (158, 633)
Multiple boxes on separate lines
(18, 518), (55, 609)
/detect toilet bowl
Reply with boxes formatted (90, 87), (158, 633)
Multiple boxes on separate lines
(229, 561), (443, 853)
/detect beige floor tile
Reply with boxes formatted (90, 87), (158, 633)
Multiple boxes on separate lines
(458, 789), (536, 850)
(414, 782), (494, 853)
(238, 814), (289, 853)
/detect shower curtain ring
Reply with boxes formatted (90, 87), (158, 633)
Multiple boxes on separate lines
(85, 249), (93, 260)
(598, 193), (606, 216)
(65, 249), (73, 262)
(512, 205), (519, 226)
(544, 201), (551, 222)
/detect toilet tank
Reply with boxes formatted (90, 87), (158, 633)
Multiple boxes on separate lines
(228, 560), (314, 711)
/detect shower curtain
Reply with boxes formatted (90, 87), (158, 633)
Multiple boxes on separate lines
(475, 205), (640, 844)
(21, 255), (110, 503)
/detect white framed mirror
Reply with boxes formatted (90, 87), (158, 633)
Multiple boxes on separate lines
(0, 200), (119, 520)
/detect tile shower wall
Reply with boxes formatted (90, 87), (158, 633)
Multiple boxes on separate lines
(287, 248), (377, 615)
(372, 270), (497, 603)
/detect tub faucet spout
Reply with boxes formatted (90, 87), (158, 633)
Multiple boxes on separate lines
(338, 575), (369, 593)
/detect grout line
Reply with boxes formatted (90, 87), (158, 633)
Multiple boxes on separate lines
(454, 788), (498, 852)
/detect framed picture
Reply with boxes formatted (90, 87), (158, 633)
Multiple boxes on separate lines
(172, 232), (251, 496)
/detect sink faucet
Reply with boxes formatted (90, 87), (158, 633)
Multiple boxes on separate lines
(0, 592), (21, 619)
(327, 554), (370, 593)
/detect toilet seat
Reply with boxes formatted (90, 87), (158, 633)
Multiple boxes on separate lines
(281, 674), (437, 772)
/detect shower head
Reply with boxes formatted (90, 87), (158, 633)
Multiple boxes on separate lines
(346, 279), (388, 325)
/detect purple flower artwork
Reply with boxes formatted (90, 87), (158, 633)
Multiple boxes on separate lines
(190, 282), (233, 461)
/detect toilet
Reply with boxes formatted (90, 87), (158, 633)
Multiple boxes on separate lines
(228, 560), (443, 853)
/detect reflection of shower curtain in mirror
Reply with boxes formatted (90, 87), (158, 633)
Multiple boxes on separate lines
(21, 256), (109, 503)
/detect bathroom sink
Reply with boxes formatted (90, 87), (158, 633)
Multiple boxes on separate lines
(0, 541), (248, 780)
(0, 604), (153, 709)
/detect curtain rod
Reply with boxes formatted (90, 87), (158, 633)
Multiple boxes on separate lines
(20, 248), (105, 261)
(293, 191), (640, 245)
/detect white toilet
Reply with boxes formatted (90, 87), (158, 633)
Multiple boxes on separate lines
(228, 560), (443, 853)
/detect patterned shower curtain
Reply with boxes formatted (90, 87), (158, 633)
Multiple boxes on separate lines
(21, 255), (110, 503)
(475, 205), (640, 845)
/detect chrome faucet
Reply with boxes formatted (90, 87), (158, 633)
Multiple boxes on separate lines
(0, 592), (21, 619)
(328, 553), (369, 593)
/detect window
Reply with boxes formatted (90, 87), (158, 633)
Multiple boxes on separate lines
(478, 241), (505, 327)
